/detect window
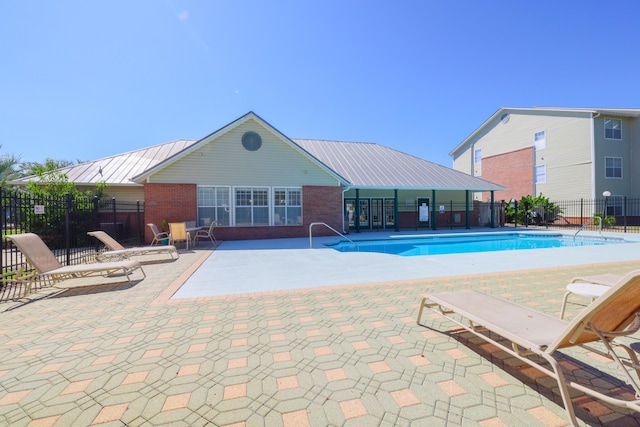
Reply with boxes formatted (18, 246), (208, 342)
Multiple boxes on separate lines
(604, 118), (622, 140)
(606, 196), (623, 216)
(534, 130), (546, 150)
(474, 149), (481, 164)
(605, 157), (622, 178)
(235, 187), (269, 226)
(197, 186), (230, 226)
(274, 187), (302, 225)
(535, 165), (546, 184)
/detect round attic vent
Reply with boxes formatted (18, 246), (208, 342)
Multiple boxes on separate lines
(500, 113), (510, 124)
(242, 131), (262, 151)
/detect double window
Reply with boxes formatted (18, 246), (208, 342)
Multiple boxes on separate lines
(197, 186), (302, 226)
(604, 118), (622, 140)
(235, 187), (269, 226)
(605, 157), (622, 179)
(197, 186), (230, 226)
(274, 188), (302, 225)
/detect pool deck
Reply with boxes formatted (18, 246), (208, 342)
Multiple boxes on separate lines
(174, 228), (640, 298)
(2, 228), (640, 426)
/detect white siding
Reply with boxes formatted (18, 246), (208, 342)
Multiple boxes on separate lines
(149, 119), (340, 187)
(452, 148), (473, 175)
(534, 114), (592, 199)
(455, 110), (594, 200)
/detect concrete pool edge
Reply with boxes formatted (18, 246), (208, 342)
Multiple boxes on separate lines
(170, 228), (640, 300)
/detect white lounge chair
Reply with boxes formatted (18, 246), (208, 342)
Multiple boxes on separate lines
(88, 230), (178, 262)
(560, 273), (623, 319)
(417, 270), (640, 426)
(8, 233), (146, 297)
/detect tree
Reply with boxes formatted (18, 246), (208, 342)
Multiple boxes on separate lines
(0, 145), (21, 186)
(505, 194), (562, 225)
(25, 158), (108, 199)
(19, 158), (79, 178)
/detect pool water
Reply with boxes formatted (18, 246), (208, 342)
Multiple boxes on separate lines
(325, 233), (628, 256)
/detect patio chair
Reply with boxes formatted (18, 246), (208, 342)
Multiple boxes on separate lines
(560, 273), (623, 319)
(7, 233), (146, 297)
(147, 223), (169, 246)
(193, 221), (217, 245)
(169, 222), (190, 250)
(417, 270), (640, 426)
(87, 230), (178, 262)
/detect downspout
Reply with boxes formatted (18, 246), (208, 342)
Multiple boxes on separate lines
(590, 111), (600, 200)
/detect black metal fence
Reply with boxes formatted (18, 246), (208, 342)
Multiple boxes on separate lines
(1, 189), (144, 300)
(503, 197), (640, 233)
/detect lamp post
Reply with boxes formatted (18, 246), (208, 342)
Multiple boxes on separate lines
(602, 191), (611, 231)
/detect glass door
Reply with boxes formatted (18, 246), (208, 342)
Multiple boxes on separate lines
(358, 199), (370, 229)
(371, 199), (383, 229)
(344, 199), (356, 229)
(384, 199), (395, 228)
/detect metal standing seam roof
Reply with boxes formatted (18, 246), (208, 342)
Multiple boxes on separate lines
(11, 139), (198, 186)
(13, 128), (503, 191)
(293, 139), (504, 191)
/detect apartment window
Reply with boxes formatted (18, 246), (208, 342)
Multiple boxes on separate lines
(235, 187), (269, 226)
(274, 187), (302, 225)
(535, 165), (546, 184)
(604, 118), (622, 140)
(534, 130), (546, 150)
(606, 196), (623, 216)
(605, 157), (622, 178)
(474, 149), (481, 164)
(197, 186), (230, 226)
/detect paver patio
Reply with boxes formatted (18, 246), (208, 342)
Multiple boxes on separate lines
(1, 246), (640, 426)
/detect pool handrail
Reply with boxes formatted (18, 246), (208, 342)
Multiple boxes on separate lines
(574, 216), (602, 240)
(309, 222), (356, 249)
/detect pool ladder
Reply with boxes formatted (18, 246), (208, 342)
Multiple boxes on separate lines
(574, 216), (602, 241)
(309, 222), (356, 249)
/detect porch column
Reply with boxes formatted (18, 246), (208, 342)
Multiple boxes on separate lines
(431, 190), (437, 230)
(490, 191), (495, 228)
(465, 190), (470, 229)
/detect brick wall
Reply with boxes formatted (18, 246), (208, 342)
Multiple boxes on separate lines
(144, 183), (197, 243)
(143, 184), (343, 243)
(481, 147), (534, 202)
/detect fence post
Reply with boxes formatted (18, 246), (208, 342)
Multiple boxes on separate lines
(137, 200), (142, 246)
(65, 193), (72, 266)
(624, 196), (627, 232)
(112, 197), (117, 225)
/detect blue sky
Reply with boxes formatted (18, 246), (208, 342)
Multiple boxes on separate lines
(2, 1), (639, 168)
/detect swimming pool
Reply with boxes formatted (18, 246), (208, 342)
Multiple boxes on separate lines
(325, 232), (630, 256)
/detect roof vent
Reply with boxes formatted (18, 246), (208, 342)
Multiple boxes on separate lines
(500, 113), (510, 124)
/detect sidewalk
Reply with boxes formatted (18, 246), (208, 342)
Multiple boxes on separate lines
(1, 244), (639, 426)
